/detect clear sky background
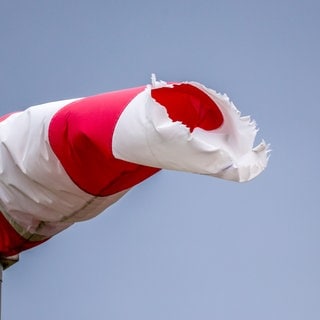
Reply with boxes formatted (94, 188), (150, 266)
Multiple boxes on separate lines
(1, 1), (319, 319)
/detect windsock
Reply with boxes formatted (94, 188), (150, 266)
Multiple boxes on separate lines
(0, 76), (269, 257)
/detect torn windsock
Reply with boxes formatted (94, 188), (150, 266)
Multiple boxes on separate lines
(0, 76), (269, 256)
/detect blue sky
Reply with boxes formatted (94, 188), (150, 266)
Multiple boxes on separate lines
(1, 0), (319, 319)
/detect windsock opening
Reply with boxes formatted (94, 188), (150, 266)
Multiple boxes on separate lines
(151, 84), (224, 132)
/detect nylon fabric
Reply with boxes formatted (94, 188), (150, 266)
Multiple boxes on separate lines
(0, 208), (49, 257)
(151, 84), (224, 132)
(49, 87), (160, 196)
(112, 81), (269, 181)
(0, 78), (269, 256)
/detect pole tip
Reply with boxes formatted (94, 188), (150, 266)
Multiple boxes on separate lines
(0, 255), (19, 270)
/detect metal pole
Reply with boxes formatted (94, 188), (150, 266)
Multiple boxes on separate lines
(0, 262), (3, 320)
(0, 255), (19, 320)
(0, 263), (3, 320)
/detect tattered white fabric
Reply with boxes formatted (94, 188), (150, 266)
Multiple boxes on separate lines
(113, 78), (269, 182)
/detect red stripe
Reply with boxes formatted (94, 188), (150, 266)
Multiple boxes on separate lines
(151, 84), (224, 132)
(0, 211), (49, 257)
(49, 86), (160, 196)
